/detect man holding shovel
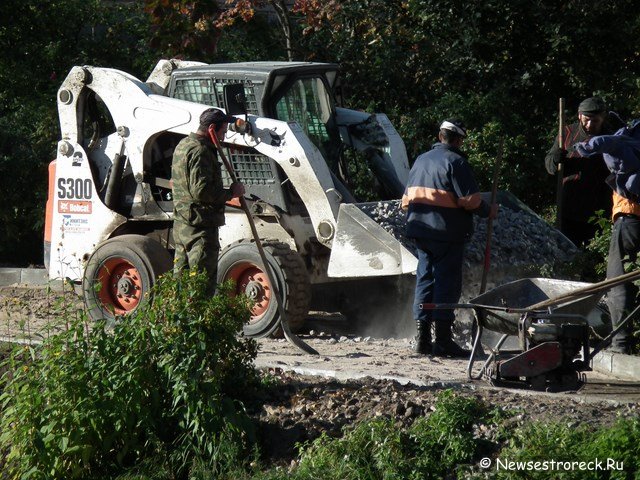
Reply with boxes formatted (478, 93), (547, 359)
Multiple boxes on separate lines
(544, 96), (616, 247)
(171, 108), (245, 294)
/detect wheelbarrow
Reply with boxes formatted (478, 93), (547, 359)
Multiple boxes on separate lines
(422, 269), (640, 391)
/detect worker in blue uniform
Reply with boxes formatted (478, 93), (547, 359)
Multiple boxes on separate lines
(402, 119), (496, 357)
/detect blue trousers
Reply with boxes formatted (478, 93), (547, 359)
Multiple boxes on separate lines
(412, 238), (464, 324)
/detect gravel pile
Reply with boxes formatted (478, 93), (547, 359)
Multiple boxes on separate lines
(359, 199), (577, 267)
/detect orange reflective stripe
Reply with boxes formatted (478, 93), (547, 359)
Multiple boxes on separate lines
(457, 192), (482, 210)
(404, 186), (458, 208)
(44, 160), (56, 243)
(401, 194), (410, 210)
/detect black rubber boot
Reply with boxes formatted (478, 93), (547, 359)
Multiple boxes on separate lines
(414, 320), (432, 355)
(433, 320), (470, 358)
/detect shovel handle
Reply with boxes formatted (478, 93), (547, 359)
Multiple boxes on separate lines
(479, 139), (503, 295)
(209, 130), (319, 355)
(556, 98), (565, 228)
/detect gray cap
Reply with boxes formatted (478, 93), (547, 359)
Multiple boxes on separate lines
(578, 97), (606, 116)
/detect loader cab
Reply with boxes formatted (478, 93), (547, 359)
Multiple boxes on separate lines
(168, 62), (341, 152)
(264, 67), (342, 174)
(168, 62), (348, 206)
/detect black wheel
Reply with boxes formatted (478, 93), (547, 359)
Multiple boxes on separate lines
(83, 234), (173, 323)
(217, 241), (310, 338)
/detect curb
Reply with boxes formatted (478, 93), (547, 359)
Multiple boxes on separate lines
(0, 267), (67, 290)
(592, 351), (640, 381)
(253, 361), (640, 404)
(253, 359), (466, 388)
(0, 268), (50, 287)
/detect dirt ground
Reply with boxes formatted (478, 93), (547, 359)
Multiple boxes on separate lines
(1, 285), (639, 394)
(2, 283), (640, 462)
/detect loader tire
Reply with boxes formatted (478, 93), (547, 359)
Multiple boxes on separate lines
(83, 234), (172, 324)
(217, 241), (310, 338)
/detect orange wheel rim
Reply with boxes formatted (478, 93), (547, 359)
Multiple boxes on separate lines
(96, 257), (143, 315)
(226, 262), (272, 323)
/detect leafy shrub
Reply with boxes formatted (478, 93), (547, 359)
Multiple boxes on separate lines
(583, 417), (640, 476)
(0, 271), (258, 479)
(496, 418), (640, 479)
(270, 390), (489, 480)
(409, 390), (488, 476)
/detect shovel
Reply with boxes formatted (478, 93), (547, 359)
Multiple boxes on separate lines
(209, 127), (319, 356)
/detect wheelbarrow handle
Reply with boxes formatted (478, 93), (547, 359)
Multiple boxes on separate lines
(526, 268), (640, 311)
(420, 302), (527, 313)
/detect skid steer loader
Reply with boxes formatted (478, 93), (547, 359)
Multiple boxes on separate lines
(44, 59), (417, 337)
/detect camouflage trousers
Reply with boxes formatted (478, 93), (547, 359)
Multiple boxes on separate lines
(173, 222), (220, 295)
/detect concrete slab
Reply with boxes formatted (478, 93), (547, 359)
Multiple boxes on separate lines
(20, 268), (49, 285)
(592, 351), (640, 381)
(0, 268), (64, 289)
(0, 268), (20, 286)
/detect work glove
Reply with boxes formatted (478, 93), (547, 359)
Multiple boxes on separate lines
(229, 118), (252, 135)
(551, 148), (568, 166)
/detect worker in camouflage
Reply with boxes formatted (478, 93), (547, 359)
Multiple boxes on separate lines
(171, 108), (245, 294)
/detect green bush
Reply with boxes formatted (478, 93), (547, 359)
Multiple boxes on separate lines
(255, 393), (640, 480)
(0, 271), (258, 479)
(408, 390), (488, 476)
(269, 390), (489, 480)
(496, 418), (640, 479)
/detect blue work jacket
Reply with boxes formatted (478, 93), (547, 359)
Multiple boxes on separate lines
(576, 120), (640, 203)
(402, 142), (490, 242)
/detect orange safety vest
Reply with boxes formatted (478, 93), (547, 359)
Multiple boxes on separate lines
(612, 191), (640, 220)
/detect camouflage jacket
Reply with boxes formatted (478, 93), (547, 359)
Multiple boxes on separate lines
(171, 133), (232, 227)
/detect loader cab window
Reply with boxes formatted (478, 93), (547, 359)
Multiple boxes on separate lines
(273, 76), (340, 170)
(172, 77), (259, 114)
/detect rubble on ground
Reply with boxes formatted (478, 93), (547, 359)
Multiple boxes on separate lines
(253, 369), (638, 463)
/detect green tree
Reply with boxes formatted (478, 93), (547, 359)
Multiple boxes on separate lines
(144, 0), (221, 59)
(0, 0), (153, 265)
(217, 0), (298, 60)
(4, 0), (640, 265)
(294, 0), (640, 209)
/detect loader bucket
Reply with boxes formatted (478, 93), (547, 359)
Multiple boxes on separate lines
(327, 203), (417, 278)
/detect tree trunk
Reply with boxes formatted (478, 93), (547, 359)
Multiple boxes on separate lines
(269, 0), (294, 61)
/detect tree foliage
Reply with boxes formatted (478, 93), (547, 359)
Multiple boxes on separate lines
(144, 0), (222, 59)
(3, 0), (640, 265)
(293, 0), (640, 208)
(216, 0), (302, 60)
(0, 0), (153, 265)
